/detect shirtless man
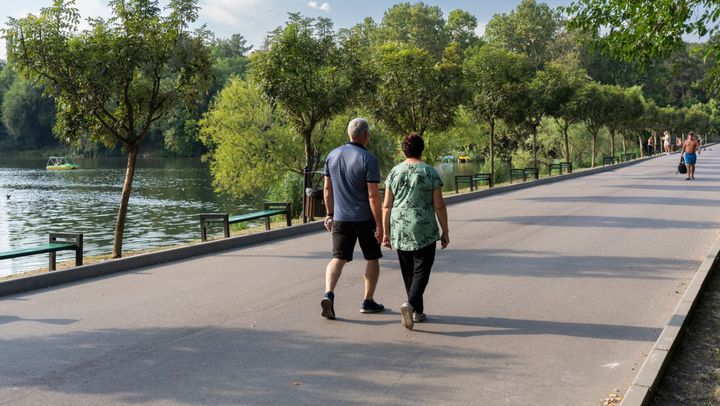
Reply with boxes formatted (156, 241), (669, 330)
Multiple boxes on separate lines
(682, 132), (701, 180)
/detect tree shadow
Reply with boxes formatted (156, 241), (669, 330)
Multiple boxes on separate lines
(415, 315), (661, 341)
(472, 215), (718, 230)
(520, 195), (719, 207)
(0, 315), (77, 325)
(431, 248), (692, 280)
(0, 326), (505, 405)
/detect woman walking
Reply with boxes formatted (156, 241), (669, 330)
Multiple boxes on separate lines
(382, 133), (449, 330)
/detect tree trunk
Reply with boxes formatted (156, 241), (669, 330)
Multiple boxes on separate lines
(563, 121), (570, 162)
(112, 145), (140, 258)
(610, 128), (616, 157)
(489, 119), (495, 181)
(638, 135), (644, 157)
(622, 136), (627, 154)
(531, 126), (538, 169)
(591, 132), (597, 167)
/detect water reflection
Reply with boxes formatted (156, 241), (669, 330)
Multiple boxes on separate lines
(0, 156), (262, 276)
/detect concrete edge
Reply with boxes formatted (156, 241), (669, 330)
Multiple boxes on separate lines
(0, 221), (325, 298)
(620, 230), (720, 406)
(0, 153), (662, 299)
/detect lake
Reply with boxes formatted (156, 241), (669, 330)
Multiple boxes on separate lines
(0, 155), (483, 277)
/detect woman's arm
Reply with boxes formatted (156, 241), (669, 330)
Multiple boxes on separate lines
(432, 187), (449, 249)
(382, 187), (394, 248)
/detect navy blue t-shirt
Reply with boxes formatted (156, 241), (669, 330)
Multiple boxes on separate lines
(323, 142), (381, 222)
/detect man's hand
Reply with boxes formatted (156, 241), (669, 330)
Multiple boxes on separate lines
(323, 216), (333, 232)
(374, 225), (383, 244)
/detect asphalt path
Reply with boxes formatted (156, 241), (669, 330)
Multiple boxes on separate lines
(2, 149), (719, 405)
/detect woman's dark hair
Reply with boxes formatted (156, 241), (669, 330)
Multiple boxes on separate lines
(402, 133), (424, 158)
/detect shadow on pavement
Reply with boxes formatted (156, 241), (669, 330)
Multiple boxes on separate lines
(432, 248), (693, 280)
(416, 315), (661, 341)
(0, 326), (505, 405)
(472, 215), (719, 230)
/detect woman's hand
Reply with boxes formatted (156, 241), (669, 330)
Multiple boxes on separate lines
(440, 232), (449, 249)
(382, 234), (392, 248)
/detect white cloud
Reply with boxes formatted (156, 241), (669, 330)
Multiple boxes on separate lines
(307, 1), (331, 12)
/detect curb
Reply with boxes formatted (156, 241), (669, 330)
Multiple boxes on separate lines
(620, 231), (720, 405)
(0, 153), (659, 299)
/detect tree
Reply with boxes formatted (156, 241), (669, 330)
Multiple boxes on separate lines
(251, 14), (365, 177)
(375, 2), (449, 59)
(1, 79), (56, 149)
(361, 3), (472, 139)
(485, 0), (562, 69)
(4, 0), (214, 258)
(464, 45), (532, 180)
(542, 56), (587, 163)
(566, 0), (720, 63)
(370, 42), (464, 136)
(575, 81), (608, 167)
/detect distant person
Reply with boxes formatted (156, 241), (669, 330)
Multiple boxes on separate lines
(682, 131), (701, 180)
(676, 136), (683, 152)
(321, 118), (385, 320)
(382, 133), (449, 330)
(662, 131), (671, 155)
(647, 135), (655, 156)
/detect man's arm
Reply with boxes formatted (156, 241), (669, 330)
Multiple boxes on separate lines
(323, 176), (334, 231)
(367, 182), (383, 243)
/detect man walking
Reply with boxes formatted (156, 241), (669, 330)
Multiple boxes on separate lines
(682, 132), (701, 180)
(321, 118), (385, 319)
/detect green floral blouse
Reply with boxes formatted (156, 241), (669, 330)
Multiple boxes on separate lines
(386, 162), (443, 251)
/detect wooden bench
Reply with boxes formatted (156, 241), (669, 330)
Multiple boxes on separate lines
(199, 202), (291, 241)
(0, 233), (83, 271)
(548, 162), (572, 175)
(602, 156), (616, 165)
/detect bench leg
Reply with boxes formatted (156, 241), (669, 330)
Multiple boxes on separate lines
(200, 220), (208, 242)
(265, 216), (271, 231)
(223, 219), (230, 239)
(286, 212), (291, 227)
(75, 234), (83, 266)
(49, 252), (56, 271)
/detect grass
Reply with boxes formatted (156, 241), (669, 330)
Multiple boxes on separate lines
(0, 217), (298, 282)
(650, 262), (720, 405)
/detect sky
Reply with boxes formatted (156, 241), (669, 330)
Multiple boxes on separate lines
(0, 0), (577, 59)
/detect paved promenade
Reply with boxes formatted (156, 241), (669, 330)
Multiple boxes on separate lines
(2, 149), (720, 405)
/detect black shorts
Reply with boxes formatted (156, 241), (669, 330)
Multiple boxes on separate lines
(332, 219), (382, 261)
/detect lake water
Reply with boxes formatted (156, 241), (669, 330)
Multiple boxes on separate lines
(0, 156), (482, 277)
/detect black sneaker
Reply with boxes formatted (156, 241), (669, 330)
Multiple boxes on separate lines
(360, 299), (385, 313)
(321, 292), (335, 320)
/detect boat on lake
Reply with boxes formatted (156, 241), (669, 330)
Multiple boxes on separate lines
(46, 156), (79, 170)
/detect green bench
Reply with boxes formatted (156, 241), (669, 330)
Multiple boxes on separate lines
(620, 152), (636, 162)
(199, 202), (292, 241)
(548, 162), (572, 175)
(510, 168), (526, 183)
(0, 233), (83, 271)
(524, 167), (539, 180)
(602, 156), (616, 165)
(454, 173), (493, 194)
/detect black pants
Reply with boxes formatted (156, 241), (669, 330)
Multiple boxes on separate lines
(397, 243), (436, 314)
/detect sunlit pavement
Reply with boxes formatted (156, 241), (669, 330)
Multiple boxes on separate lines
(1, 149), (719, 405)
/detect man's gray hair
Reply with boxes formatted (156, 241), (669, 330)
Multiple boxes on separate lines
(347, 118), (370, 139)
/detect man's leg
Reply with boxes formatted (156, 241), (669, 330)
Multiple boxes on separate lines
(326, 258), (346, 293)
(689, 164), (696, 179)
(363, 259), (379, 300)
